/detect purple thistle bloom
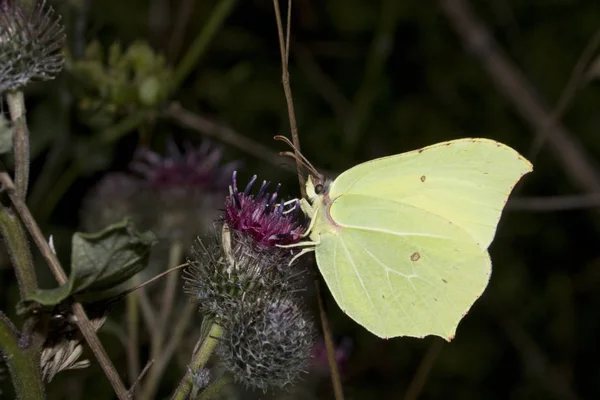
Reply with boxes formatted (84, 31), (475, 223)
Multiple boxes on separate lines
(130, 141), (234, 191)
(225, 171), (304, 248)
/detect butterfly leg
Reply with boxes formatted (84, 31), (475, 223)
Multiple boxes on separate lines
(288, 247), (315, 265)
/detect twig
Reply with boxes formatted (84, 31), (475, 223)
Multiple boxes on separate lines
(346, 0), (398, 148)
(404, 339), (444, 400)
(129, 359), (154, 398)
(315, 278), (345, 400)
(440, 0), (600, 194)
(272, 2), (344, 399)
(0, 173), (130, 400)
(493, 309), (577, 400)
(295, 44), (351, 123)
(531, 28), (600, 158)
(142, 241), (184, 399)
(167, 103), (292, 169)
(272, 0), (305, 196)
(139, 287), (157, 336)
(150, 302), (198, 393)
(126, 277), (141, 394)
(167, 0), (196, 61)
(170, 0), (237, 91)
(5, 91), (30, 199)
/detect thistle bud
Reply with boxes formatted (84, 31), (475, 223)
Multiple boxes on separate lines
(0, 0), (65, 93)
(218, 295), (314, 391)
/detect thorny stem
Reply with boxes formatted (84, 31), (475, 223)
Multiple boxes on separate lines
(6, 91), (30, 199)
(0, 173), (130, 400)
(0, 206), (37, 300)
(141, 240), (184, 399)
(0, 312), (44, 400)
(170, 323), (223, 400)
(272, 1), (344, 399)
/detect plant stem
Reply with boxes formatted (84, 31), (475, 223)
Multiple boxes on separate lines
(0, 173), (130, 400)
(126, 276), (141, 395)
(315, 278), (345, 400)
(170, 323), (223, 400)
(141, 240), (183, 399)
(170, 0), (237, 91)
(0, 206), (37, 300)
(272, 2), (344, 399)
(0, 312), (44, 400)
(6, 91), (30, 199)
(272, 0), (305, 197)
(196, 374), (232, 400)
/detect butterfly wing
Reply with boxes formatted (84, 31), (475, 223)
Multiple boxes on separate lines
(316, 194), (490, 340)
(328, 138), (532, 249)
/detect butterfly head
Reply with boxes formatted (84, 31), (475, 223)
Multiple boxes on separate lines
(306, 175), (331, 203)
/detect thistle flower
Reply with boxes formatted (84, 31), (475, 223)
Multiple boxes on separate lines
(130, 141), (235, 243)
(0, 0), (66, 93)
(218, 295), (314, 391)
(183, 172), (307, 316)
(183, 226), (304, 318)
(225, 171), (305, 249)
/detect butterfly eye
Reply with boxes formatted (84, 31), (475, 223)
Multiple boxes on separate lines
(314, 184), (324, 194)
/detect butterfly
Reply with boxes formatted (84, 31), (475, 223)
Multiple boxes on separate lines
(277, 137), (532, 340)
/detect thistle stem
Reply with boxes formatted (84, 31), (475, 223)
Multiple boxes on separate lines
(170, 323), (223, 400)
(6, 91), (30, 199)
(196, 374), (232, 400)
(141, 240), (184, 399)
(0, 173), (130, 400)
(0, 206), (37, 300)
(0, 312), (44, 400)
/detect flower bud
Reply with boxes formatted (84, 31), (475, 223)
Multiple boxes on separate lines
(218, 295), (314, 391)
(0, 0), (65, 93)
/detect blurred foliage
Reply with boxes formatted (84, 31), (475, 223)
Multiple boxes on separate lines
(1, 0), (600, 399)
(68, 40), (172, 129)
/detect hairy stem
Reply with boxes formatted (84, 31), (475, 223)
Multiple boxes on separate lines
(0, 206), (37, 300)
(0, 312), (44, 400)
(0, 173), (130, 400)
(6, 91), (30, 199)
(197, 374), (231, 400)
(170, 323), (223, 400)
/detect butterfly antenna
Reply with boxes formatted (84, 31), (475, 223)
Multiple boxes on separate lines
(274, 135), (322, 178)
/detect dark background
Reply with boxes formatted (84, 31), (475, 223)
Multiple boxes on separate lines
(2, 0), (600, 398)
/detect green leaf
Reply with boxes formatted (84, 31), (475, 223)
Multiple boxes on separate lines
(25, 219), (157, 306)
